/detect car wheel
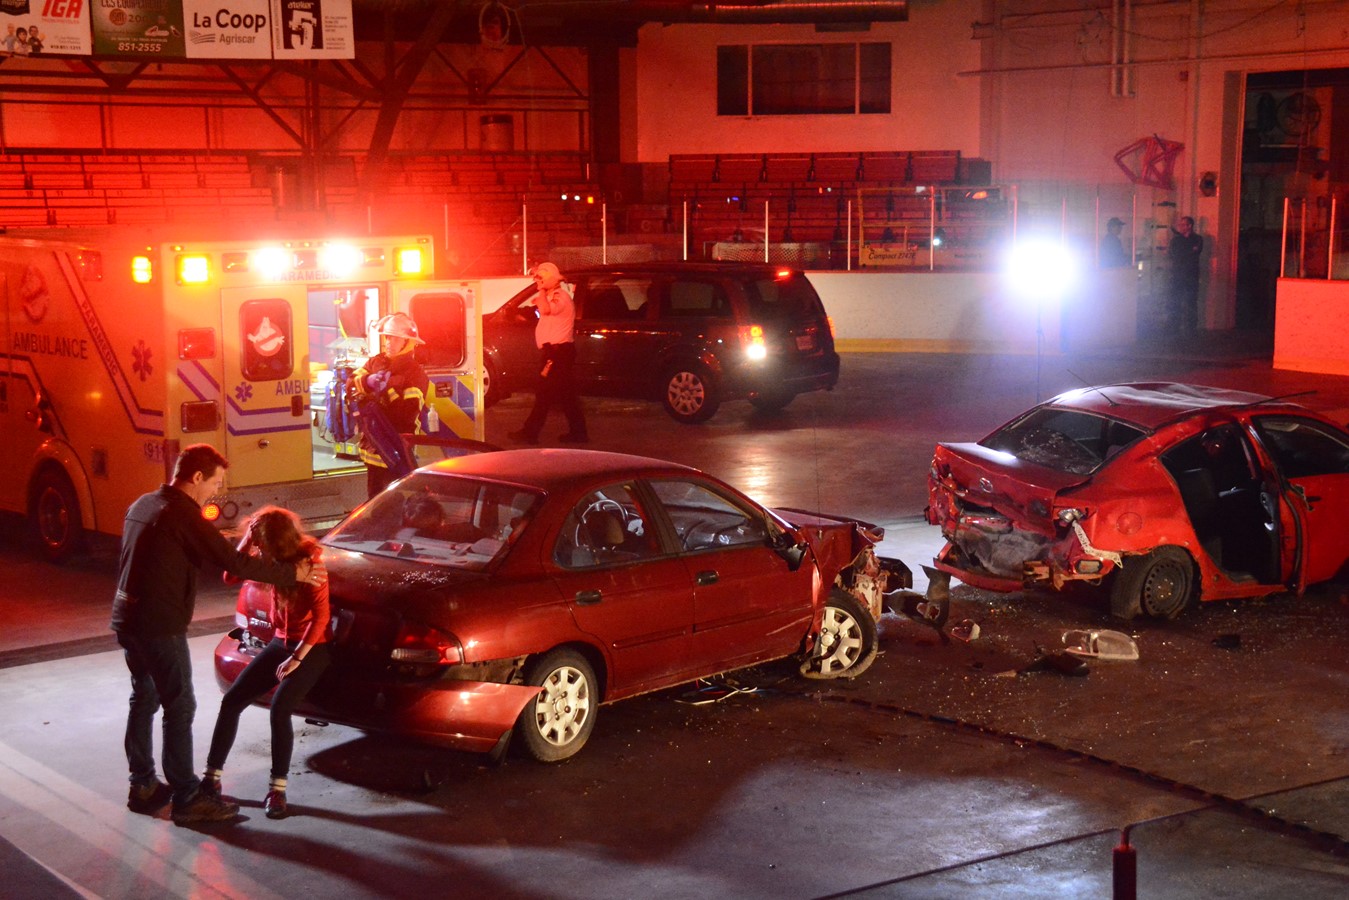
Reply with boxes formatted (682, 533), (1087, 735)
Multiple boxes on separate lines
(661, 364), (720, 424)
(30, 468), (83, 563)
(748, 389), (795, 412)
(799, 589), (878, 680)
(1109, 546), (1195, 620)
(516, 649), (597, 762)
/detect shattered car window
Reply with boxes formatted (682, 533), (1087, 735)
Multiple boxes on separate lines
(325, 472), (543, 570)
(982, 408), (1146, 475)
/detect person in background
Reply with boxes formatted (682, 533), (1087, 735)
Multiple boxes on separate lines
(203, 507), (330, 820)
(353, 312), (431, 498)
(1167, 216), (1204, 335)
(1099, 217), (1130, 268)
(508, 261), (588, 445)
(112, 444), (326, 825)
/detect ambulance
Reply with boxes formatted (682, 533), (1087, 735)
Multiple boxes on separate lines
(0, 229), (484, 560)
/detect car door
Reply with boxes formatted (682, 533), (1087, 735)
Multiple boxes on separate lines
(1250, 414), (1349, 589)
(484, 283), (544, 394)
(646, 477), (815, 672)
(572, 275), (660, 395)
(549, 482), (694, 695)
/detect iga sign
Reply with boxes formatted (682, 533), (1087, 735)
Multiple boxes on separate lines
(91, 0), (186, 57)
(184, 0), (270, 58)
(1, 0), (93, 56)
(270, 0), (351, 59)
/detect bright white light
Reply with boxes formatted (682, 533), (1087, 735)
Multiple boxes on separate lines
(252, 246), (290, 280)
(746, 344), (767, 361)
(1005, 238), (1077, 301)
(319, 243), (362, 277)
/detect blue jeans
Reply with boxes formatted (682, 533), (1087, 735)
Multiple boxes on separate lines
(117, 632), (202, 806)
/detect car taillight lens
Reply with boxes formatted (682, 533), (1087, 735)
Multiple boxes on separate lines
(390, 621), (463, 666)
(740, 324), (767, 360)
(826, 316), (835, 338)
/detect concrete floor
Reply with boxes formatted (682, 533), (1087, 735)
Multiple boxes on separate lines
(2, 335), (1349, 898)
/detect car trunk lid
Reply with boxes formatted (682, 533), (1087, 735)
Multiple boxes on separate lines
(929, 442), (1092, 534)
(315, 548), (490, 672)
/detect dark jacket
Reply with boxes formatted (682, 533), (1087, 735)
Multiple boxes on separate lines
(111, 485), (297, 636)
(354, 350), (430, 468)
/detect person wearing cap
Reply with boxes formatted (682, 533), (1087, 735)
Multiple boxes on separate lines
(353, 312), (432, 497)
(1099, 217), (1130, 269)
(508, 261), (588, 445)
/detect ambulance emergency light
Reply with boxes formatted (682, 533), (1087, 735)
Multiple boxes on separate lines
(176, 254), (211, 285)
(394, 246), (425, 275)
(132, 256), (153, 283)
(319, 243), (362, 277)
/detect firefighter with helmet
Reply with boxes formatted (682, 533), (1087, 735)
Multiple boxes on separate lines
(353, 312), (432, 498)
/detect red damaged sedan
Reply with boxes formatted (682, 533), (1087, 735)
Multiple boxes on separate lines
(216, 449), (910, 762)
(927, 383), (1349, 619)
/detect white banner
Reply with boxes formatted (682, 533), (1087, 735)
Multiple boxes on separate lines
(270, 0), (351, 59)
(1, 0), (92, 56)
(184, 0), (272, 59)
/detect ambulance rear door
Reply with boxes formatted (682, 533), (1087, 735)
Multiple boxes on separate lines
(391, 280), (484, 446)
(220, 285), (313, 487)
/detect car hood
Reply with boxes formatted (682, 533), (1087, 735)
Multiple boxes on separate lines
(930, 442), (1092, 530)
(774, 507), (880, 581)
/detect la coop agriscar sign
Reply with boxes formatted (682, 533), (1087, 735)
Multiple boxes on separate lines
(0, 0), (353, 59)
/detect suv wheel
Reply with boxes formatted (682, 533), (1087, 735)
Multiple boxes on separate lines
(661, 364), (720, 424)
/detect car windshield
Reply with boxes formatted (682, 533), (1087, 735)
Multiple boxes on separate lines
(981, 408), (1147, 475)
(323, 472), (544, 570)
(743, 275), (822, 320)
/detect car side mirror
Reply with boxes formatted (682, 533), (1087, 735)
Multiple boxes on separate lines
(775, 540), (808, 571)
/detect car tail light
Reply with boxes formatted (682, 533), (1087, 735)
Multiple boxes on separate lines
(826, 316), (835, 338)
(774, 268), (792, 280)
(390, 621), (464, 666)
(740, 324), (768, 360)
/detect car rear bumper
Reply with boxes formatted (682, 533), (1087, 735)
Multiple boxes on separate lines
(214, 636), (542, 754)
(733, 352), (840, 397)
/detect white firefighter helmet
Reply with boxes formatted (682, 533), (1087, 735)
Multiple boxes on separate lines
(373, 312), (425, 346)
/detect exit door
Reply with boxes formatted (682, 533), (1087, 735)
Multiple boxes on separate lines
(220, 285), (312, 487)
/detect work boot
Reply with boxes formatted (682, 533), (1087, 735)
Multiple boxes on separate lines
(127, 779), (172, 814)
(507, 429), (538, 445)
(171, 791), (240, 825)
(264, 789), (289, 820)
(199, 777), (222, 800)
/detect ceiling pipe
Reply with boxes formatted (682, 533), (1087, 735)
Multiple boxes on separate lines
(507, 1), (908, 25)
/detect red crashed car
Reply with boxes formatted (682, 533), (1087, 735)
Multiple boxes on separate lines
(216, 449), (910, 762)
(927, 383), (1349, 619)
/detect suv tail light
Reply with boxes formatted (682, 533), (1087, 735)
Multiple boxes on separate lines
(740, 324), (768, 360)
(390, 621), (464, 665)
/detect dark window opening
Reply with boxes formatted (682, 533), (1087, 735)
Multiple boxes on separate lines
(717, 42), (891, 116)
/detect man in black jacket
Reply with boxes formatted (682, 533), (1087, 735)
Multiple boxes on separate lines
(112, 443), (326, 824)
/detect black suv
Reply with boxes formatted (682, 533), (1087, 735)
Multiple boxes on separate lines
(484, 262), (840, 423)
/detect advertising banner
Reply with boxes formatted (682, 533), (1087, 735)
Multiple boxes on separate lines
(184, 0), (270, 59)
(859, 244), (920, 268)
(90, 0), (186, 58)
(270, 0), (352, 59)
(0, 0), (93, 56)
